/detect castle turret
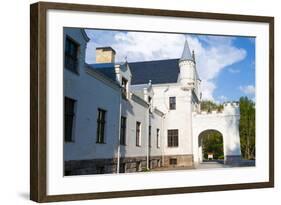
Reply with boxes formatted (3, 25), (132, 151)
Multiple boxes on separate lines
(178, 40), (196, 90)
(223, 102), (240, 116)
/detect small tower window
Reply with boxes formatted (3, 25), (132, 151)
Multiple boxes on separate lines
(169, 97), (176, 110)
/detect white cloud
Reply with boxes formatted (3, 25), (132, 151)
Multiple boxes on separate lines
(85, 30), (247, 101)
(218, 95), (228, 103)
(239, 85), (255, 95)
(200, 81), (216, 101)
(228, 68), (240, 73)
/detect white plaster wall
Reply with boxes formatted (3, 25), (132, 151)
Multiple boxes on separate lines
(119, 98), (149, 158)
(152, 84), (193, 156)
(149, 112), (164, 157)
(63, 28), (121, 161)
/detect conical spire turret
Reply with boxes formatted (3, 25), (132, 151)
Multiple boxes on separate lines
(180, 40), (193, 62)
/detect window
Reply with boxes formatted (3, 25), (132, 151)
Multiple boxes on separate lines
(169, 158), (177, 165)
(136, 121), (141, 146)
(156, 128), (160, 148)
(64, 37), (79, 73)
(96, 108), (106, 143)
(121, 77), (128, 99)
(64, 97), (76, 142)
(169, 97), (176, 110)
(148, 96), (152, 112)
(148, 126), (151, 147)
(167, 129), (179, 147)
(120, 116), (126, 145)
(148, 96), (152, 104)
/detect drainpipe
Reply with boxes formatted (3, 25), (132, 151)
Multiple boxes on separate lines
(116, 92), (122, 174)
(146, 108), (150, 170)
(190, 90), (194, 166)
(161, 114), (165, 167)
(145, 89), (150, 170)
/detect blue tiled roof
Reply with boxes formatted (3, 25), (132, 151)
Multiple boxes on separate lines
(88, 58), (180, 85)
(129, 59), (180, 85)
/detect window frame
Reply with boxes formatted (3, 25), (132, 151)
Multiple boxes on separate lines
(167, 129), (179, 147)
(156, 128), (160, 148)
(169, 96), (176, 110)
(121, 77), (128, 99)
(96, 108), (107, 144)
(120, 116), (127, 145)
(136, 121), (141, 147)
(64, 97), (76, 143)
(169, 158), (177, 165)
(64, 36), (80, 74)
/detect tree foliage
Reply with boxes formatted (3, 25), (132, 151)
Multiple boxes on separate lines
(239, 96), (255, 159)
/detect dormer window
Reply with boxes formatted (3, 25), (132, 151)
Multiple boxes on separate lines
(121, 77), (128, 99)
(64, 37), (79, 73)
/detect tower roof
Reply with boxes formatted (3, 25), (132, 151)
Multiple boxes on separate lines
(180, 40), (193, 61)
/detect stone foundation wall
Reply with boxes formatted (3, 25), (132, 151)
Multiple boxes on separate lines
(64, 158), (118, 176)
(225, 155), (242, 165)
(163, 154), (194, 167)
(119, 156), (147, 173)
(65, 156), (163, 176)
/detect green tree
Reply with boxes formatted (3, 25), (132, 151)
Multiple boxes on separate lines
(201, 100), (223, 112)
(239, 96), (255, 159)
(201, 131), (224, 160)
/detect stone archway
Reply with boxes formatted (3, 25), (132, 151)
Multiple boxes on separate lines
(192, 107), (242, 167)
(198, 129), (224, 163)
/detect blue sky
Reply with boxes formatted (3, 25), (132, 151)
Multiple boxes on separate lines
(85, 29), (255, 103)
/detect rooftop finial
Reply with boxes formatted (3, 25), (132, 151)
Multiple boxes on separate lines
(192, 50), (195, 62)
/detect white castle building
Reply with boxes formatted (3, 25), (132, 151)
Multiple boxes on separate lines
(63, 28), (242, 175)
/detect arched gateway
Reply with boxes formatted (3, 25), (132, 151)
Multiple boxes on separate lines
(198, 129), (224, 162)
(192, 102), (242, 166)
